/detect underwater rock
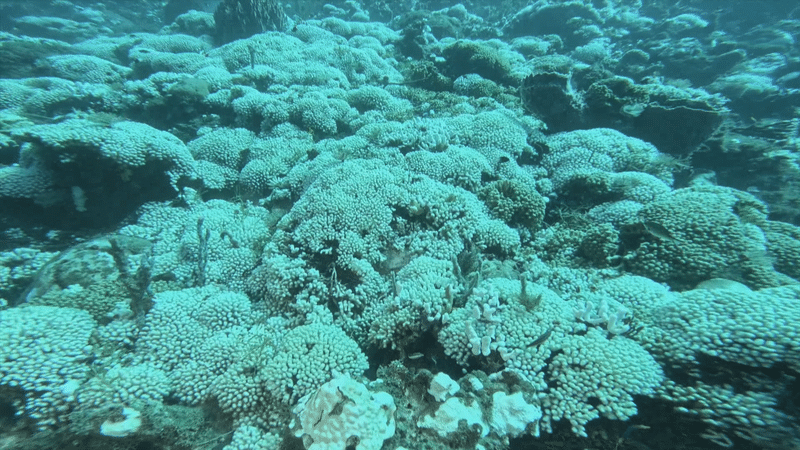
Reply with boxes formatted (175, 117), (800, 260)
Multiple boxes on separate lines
(520, 70), (583, 133)
(523, 68), (725, 154)
(18, 234), (153, 323)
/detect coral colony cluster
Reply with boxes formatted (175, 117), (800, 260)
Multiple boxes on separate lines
(1, 0), (799, 449)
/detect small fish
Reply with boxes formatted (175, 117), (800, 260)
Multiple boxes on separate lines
(528, 322), (559, 348)
(642, 221), (675, 242)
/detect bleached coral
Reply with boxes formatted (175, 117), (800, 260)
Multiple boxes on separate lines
(292, 372), (396, 450)
(541, 328), (664, 436)
(264, 323), (368, 404)
(0, 306), (95, 429)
